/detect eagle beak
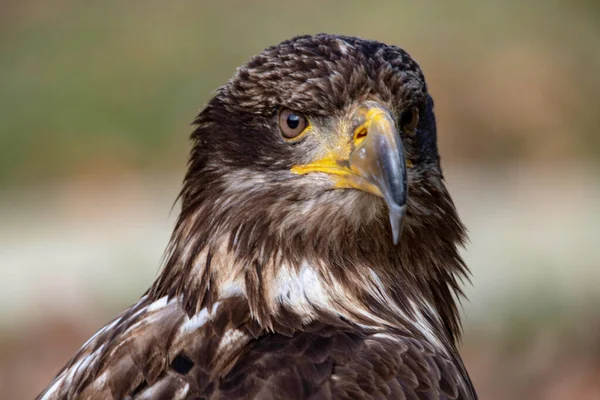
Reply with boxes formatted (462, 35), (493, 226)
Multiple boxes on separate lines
(348, 104), (407, 244)
(291, 103), (408, 244)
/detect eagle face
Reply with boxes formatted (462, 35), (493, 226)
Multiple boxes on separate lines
(185, 34), (444, 258)
(38, 34), (476, 400)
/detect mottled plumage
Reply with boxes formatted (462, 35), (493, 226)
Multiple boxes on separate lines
(38, 34), (477, 399)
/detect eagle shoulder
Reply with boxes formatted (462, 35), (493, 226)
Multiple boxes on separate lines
(37, 296), (251, 400)
(38, 295), (475, 399)
(217, 328), (475, 400)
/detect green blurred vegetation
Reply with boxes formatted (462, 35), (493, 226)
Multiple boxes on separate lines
(0, 0), (599, 186)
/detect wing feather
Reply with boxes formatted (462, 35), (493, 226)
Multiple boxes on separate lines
(38, 297), (475, 399)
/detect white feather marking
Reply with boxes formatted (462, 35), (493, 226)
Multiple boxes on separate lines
(408, 299), (444, 351)
(371, 332), (399, 341)
(367, 268), (388, 302)
(175, 383), (190, 399)
(39, 378), (61, 400)
(362, 269), (445, 347)
(105, 297), (181, 359)
(145, 296), (169, 312)
(44, 342), (106, 399)
(66, 354), (92, 382)
(178, 302), (220, 335)
(219, 281), (245, 298)
(273, 262), (400, 328)
(217, 329), (247, 353)
(298, 263), (331, 308)
(41, 319), (120, 399)
(338, 40), (350, 54)
(81, 344), (104, 370)
(274, 262), (331, 322)
(54, 358), (85, 395)
(366, 268), (411, 321)
(179, 308), (210, 334)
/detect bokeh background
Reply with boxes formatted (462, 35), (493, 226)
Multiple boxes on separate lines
(1, 1), (599, 398)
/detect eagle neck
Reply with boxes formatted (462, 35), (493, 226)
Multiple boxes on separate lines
(149, 223), (466, 349)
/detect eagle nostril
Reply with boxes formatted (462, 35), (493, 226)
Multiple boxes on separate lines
(354, 126), (368, 146)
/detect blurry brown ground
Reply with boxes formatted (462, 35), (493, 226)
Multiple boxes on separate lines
(1, 1), (599, 399)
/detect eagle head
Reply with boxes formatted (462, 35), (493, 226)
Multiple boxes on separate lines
(154, 34), (467, 337)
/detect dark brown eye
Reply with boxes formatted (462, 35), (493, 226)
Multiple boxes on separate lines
(399, 106), (419, 133)
(279, 108), (308, 139)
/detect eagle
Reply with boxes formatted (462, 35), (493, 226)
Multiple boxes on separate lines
(38, 34), (477, 400)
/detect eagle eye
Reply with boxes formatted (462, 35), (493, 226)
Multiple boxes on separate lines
(399, 106), (419, 134)
(279, 108), (308, 140)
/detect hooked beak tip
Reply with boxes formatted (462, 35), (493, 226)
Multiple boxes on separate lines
(388, 203), (406, 245)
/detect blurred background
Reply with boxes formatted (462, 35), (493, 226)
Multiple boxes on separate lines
(1, 0), (599, 398)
